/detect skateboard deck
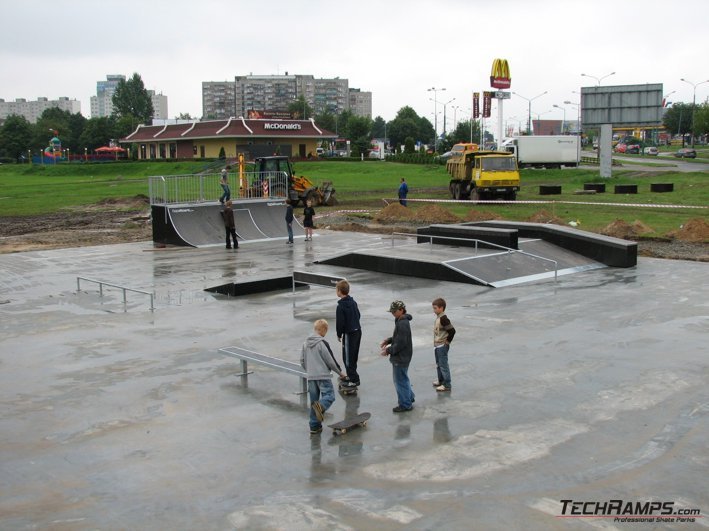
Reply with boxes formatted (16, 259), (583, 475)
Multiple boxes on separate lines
(338, 383), (358, 395)
(328, 412), (371, 435)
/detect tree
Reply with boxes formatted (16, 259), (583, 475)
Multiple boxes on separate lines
(449, 119), (480, 145)
(314, 111), (336, 133)
(371, 116), (387, 139)
(662, 103), (693, 136)
(112, 72), (154, 124)
(694, 102), (709, 137)
(176, 112), (193, 120)
(0, 115), (34, 160)
(78, 117), (117, 152)
(287, 96), (313, 120)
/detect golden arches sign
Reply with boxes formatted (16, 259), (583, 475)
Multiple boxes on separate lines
(490, 58), (511, 89)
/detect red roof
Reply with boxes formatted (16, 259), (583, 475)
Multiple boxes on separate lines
(121, 118), (335, 143)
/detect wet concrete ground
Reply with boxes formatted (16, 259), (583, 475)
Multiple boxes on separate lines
(1, 231), (707, 530)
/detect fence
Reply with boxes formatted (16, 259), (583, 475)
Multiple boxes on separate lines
(149, 171), (289, 205)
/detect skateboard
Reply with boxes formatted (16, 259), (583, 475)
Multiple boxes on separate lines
(338, 382), (358, 396)
(328, 412), (371, 435)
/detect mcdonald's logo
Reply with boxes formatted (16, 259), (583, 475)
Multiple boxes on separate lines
(490, 58), (511, 89)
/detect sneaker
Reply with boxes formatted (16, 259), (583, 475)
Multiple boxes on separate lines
(432, 380), (441, 387)
(341, 381), (359, 388)
(226, 246), (232, 249)
(312, 401), (324, 422)
(392, 405), (413, 413)
(435, 385), (451, 392)
(310, 426), (322, 435)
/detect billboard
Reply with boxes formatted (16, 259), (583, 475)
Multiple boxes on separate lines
(490, 58), (511, 89)
(580, 84), (663, 129)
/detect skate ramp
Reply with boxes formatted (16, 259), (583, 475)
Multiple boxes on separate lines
(151, 199), (304, 247)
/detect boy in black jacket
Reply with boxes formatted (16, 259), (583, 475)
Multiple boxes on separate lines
(335, 280), (362, 388)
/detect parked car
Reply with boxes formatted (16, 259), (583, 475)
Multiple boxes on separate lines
(674, 148), (697, 158)
(643, 147), (658, 156)
(626, 144), (640, 154)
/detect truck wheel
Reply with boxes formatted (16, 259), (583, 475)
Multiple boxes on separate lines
(449, 182), (456, 199)
(453, 183), (462, 200)
(471, 188), (480, 201)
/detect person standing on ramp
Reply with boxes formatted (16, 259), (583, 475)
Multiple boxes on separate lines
(221, 200), (238, 249)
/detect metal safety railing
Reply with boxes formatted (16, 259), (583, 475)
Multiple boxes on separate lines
(76, 277), (155, 311)
(390, 232), (559, 281)
(148, 171), (289, 205)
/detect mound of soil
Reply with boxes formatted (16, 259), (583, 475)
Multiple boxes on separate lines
(670, 218), (709, 243)
(413, 204), (460, 223)
(373, 203), (416, 222)
(527, 209), (564, 225)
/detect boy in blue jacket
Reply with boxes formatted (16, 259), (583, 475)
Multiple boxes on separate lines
(335, 279), (362, 389)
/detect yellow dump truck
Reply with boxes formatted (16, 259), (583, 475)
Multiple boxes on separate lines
(445, 148), (520, 201)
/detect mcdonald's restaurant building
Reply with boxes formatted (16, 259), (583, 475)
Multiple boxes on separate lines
(120, 118), (336, 160)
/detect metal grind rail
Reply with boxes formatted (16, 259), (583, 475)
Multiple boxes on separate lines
(76, 277), (155, 311)
(390, 232), (559, 282)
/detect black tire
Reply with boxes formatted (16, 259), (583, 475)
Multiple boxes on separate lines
(453, 182), (462, 200)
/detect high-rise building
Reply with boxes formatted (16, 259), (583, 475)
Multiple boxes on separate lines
(90, 75), (125, 118)
(149, 91), (168, 120)
(348, 88), (372, 119)
(0, 96), (81, 123)
(202, 81), (236, 120)
(91, 75), (168, 119)
(201, 74), (371, 120)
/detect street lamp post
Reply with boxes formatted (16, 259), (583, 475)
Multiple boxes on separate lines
(680, 78), (709, 148)
(512, 91), (548, 135)
(451, 105), (460, 131)
(581, 71), (616, 86)
(442, 97), (456, 135)
(428, 87), (446, 152)
(564, 100), (580, 134)
(553, 104), (567, 134)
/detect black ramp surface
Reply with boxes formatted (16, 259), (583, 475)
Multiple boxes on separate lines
(168, 205), (224, 247)
(233, 209), (268, 240)
(250, 200), (304, 238)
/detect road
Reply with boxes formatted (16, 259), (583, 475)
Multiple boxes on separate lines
(581, 150), (709, 172)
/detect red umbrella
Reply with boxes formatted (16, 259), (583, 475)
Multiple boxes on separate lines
(95, 146), (126, 152)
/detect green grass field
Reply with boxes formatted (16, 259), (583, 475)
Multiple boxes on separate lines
(1, 160), (707, 239)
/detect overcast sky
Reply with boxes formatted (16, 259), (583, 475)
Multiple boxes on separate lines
(2, 0), (707, 131)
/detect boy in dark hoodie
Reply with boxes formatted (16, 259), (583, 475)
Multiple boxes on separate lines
(335, 280), (362, 389)
(380, 300), (415, 412)
(301, 319), (347, 434)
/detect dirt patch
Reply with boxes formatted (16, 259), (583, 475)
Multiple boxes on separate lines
(463, 209), (503, 222)
(413, 204), (460, 223)
(668, 218), (709, 243)
(373, 203), (416, 222)
(527, 209), (565, 225)
(0, 196), (151, 254)
(601, 219), (655, 240)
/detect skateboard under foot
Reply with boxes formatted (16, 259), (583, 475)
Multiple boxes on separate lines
(328, 412), (371, 435)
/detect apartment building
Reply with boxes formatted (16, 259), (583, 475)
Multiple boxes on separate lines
(202, 74), (371, 120)
(348, 88), (372, 119)
(0, 96), (81, 123)
(91, 75), (168, 119)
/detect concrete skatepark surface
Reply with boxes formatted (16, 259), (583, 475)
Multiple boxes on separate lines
(0, 230), (707, 529)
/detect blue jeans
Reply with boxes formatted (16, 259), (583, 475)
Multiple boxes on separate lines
(308, 379), (335, 430)
(392, 364), (415, 409)
(434, 344), (451, 388)
(220, 184), (231, 203)
(286, 222), (293, 243)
